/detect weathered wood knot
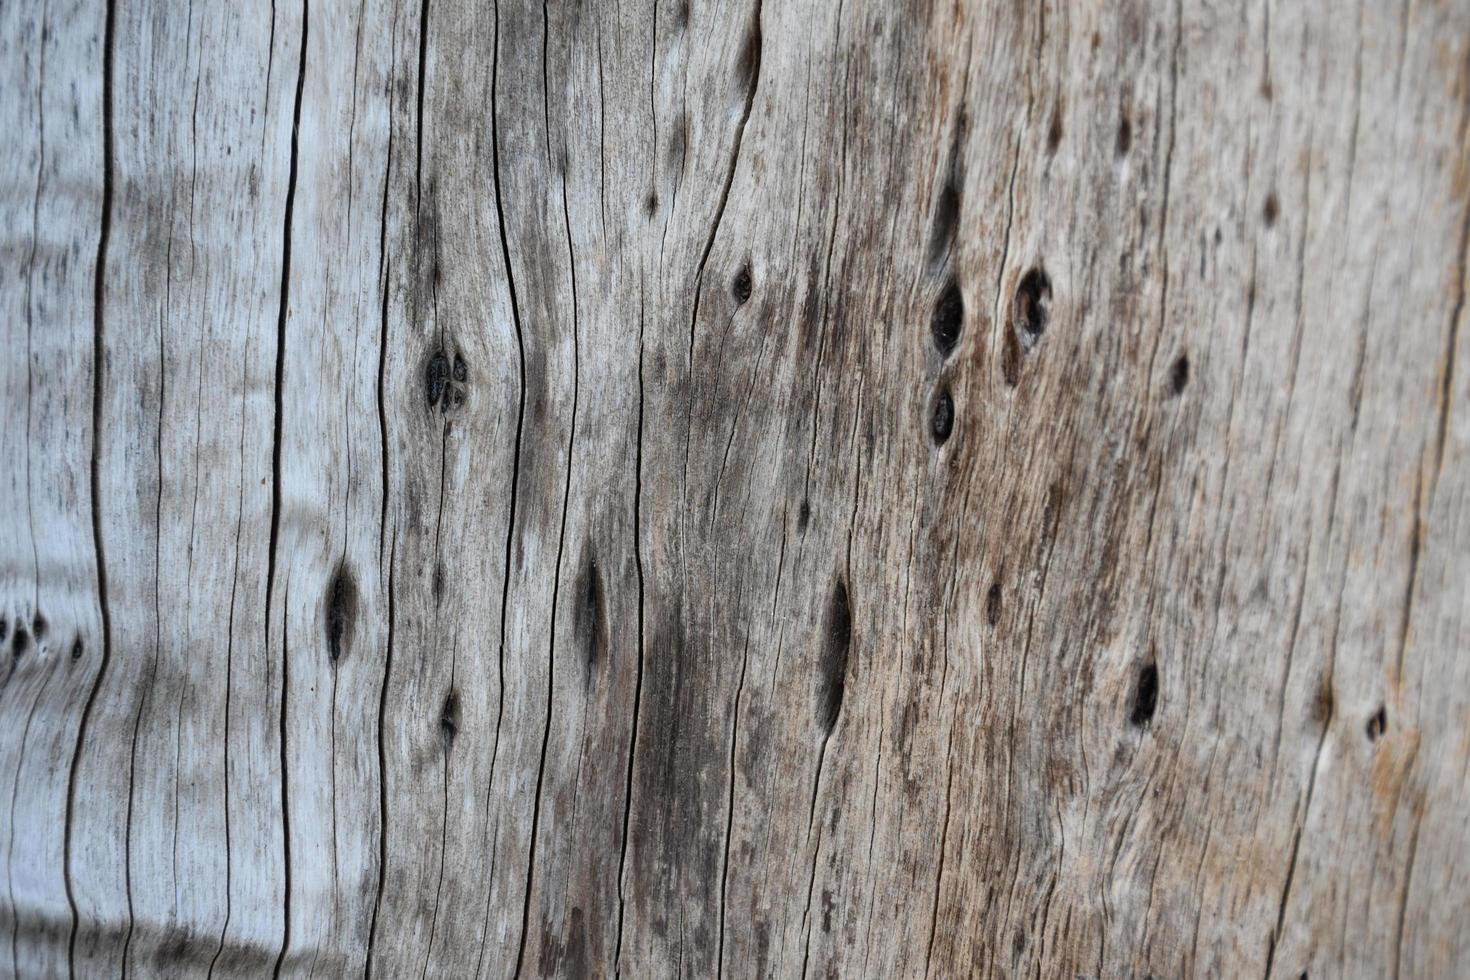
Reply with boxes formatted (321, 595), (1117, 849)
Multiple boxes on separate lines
(426, 349), (469, 412)
(732, 265), (753, 306)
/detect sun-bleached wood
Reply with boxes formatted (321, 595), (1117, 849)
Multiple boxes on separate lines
(3, 0), (1469, 977)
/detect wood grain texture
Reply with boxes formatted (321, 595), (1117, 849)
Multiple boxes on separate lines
(3, 0), (1468, 977)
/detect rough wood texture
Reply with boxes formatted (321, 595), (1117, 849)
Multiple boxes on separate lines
(3, 0), (1469, 977)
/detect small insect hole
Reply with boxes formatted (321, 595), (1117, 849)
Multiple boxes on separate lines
(930, 280), (964, 357)
(1169, 354), (1189, 395)
(1366, 704), (1388, 742)
(440, 691), (460, 745)
(1115, 110), (1132, 157)
(1045, 104), (1064, 155)
(1013, 267), (1053, 348)
(1130, 663), (1158, 727)
(732, 265), (753, 305)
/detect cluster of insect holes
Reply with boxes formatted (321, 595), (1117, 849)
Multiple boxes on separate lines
(427, 350), (469, 412)
(0, 612), (81, 662)
(928, 265), (1057, 446)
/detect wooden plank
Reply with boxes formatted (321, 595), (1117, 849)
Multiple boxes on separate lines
(0, 1), (106, 975)
(2, 1), (1468, 977)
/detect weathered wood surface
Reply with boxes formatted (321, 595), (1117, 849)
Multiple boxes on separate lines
(3, 0), (1469, 976)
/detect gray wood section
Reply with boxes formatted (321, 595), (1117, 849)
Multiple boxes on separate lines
(2, 1), (1468, 976)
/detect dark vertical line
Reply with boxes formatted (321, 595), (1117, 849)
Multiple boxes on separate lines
(414, 0), (429, 198)
(540, 0), (551, 165)
(375, 134), (393, 560)
(490, 0), (528, 822)
(364, 530), (395, 980)
(511, 150), (582, 980)
(683, 0), (761, 362)
(65, 1), (115, 974)
(613, 282), (648, 975)
(715, 634), (751, 979)
(122, 307), (169, 980)
(364, 12), (397, 973)
(268, 5), (308, 977)
(475, 0), (530, 961)
(205, 484), (244, 980)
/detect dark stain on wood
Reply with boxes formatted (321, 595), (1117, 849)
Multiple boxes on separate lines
(1169, 353), (1189, 395)
(325, 561), (358, 663)
(1046, 99), (1064, 156)
(927, 111), (967, 271)
(440, 689), (460, 747)
(928, 181), (962, 272)
(818, 578), (852, 734)
(1130, 662), (1158, 727)
(574, 550), (605, 675)
(1115, 104), (1132, 157)
(426, 350), (451, 409)
(931, 279), (964, 357)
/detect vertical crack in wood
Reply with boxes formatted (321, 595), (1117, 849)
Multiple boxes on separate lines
(715, 631), (752, 980)
(922, 598), (959, 980)
(418, 420), (453, 975)
(365, 530), (396, 980)
(414, 0), (430, 199)
(363, 15), (399, 976)
(204, 325), (250, 979)
(684, 0), (762, 364)
(476, 0), (531, 968)
(267, 5), (308, 975)
(66, 1), (116, 974)
(512, 138), (583, 980)
(613, 283), (650, 975)
(374, 71), (395, 562)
